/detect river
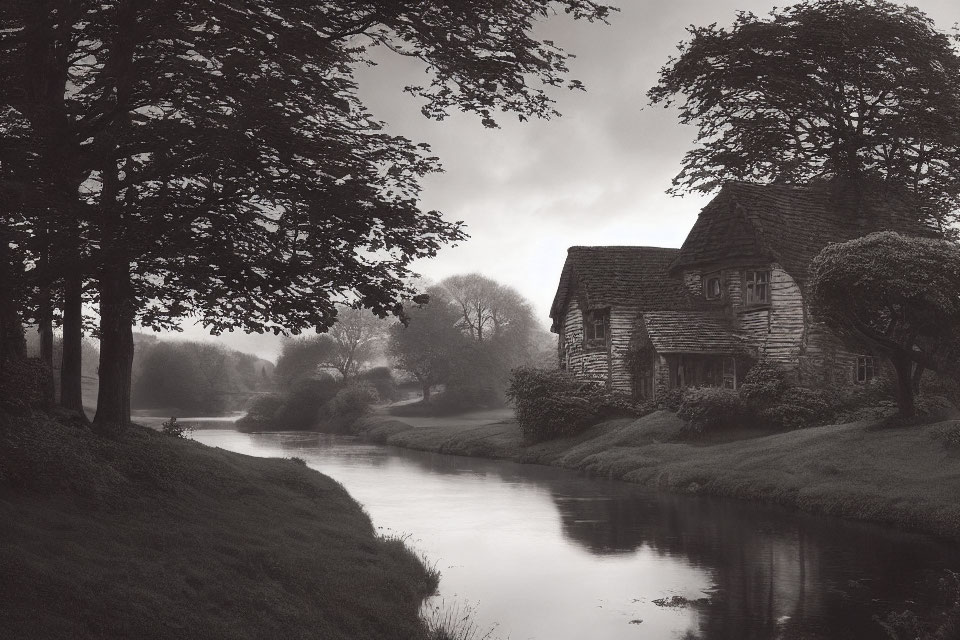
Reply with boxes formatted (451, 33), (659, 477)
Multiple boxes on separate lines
(180, 421), (959, 640)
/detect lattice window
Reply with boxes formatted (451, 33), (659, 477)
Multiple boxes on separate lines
(744, 270), (770, 305)
(583, 309), (609, 350)
(856, 356), (875, 383)
(704, 273), (722, 300)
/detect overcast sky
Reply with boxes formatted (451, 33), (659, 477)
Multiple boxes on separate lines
(169, 0), (960, 361)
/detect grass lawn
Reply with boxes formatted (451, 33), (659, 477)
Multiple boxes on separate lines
(357, 409), (960, 540)
(0, 411), (437, 639)
(359, 407), (519, 459)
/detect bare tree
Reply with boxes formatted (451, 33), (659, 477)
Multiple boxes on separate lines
(441, 274), (534, 345)
(323, 307), (389, 380)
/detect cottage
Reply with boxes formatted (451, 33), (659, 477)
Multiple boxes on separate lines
(549, 181), (933, 400)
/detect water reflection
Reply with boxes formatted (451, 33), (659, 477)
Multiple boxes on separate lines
(193, 428), (960, 640)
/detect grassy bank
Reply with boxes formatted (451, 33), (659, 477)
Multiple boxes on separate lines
(356, 409), (960, 540)
(0, 411), (437, 639)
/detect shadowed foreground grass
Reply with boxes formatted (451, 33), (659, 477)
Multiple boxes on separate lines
(357, 410), (960, 540)
(0, 412), (437, 639)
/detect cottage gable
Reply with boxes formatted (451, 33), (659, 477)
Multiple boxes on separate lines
(549, 246), (693, 331)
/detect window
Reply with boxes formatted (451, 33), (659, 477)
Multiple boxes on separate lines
(704, 273), (722, 300)
(856, 356), (876, 383)
(744, 270), (770, 305)
(583, 309), (609, 349)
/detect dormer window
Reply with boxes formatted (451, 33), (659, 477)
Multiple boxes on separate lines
(704, 273), (722, 300)
(583, 309), (609, 350)
(744, 270), (770, 305)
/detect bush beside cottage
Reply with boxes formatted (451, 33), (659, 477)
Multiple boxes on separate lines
(506, 367), (642, 444)
(508, 360), (959, 444)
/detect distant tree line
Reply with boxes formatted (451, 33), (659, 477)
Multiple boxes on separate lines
(261, 275), (554, 426)
(131, 339), (273, 415)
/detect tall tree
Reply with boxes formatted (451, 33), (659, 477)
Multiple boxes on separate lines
(1, 0), (615, 431)
(0, 182), (27, 367)
(648, 0), (960, 230)
(441, 273), (535, 348)
(0, 1), (94, 414)
(809, 231), (960, 417)
(388, 287), (466, 401)
(274, 336), (338, 388)
(323, 307), (389, 380)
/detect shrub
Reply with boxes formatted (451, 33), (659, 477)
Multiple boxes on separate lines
(758, 387), (833, 430)
(677, 387), (744, 434)
(161, 417), (193, 439)
(736, 361), (840, 430)
(323, 383), (379, 433)
(932, 422), (960, 451)
(916, 395), (957, 422)
(655, 386), (684, 412)
(506, 367), (639, 444)
(235, 393), (286, 432)
(271, 374), (341, 429)
(0, 357), (53, 414)
(238, 374), (341, 431)
(245, 394), (286, 420)
(738, 361), (787, 409)
(359, 367), (400, 403)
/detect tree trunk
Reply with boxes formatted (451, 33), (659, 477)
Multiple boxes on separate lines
(891, 354), (916, 418)
(60, 272), (85, 417)
(911, 364), (925, 396)
(0, 223), (26, 365)
(38, 292), (55, 403)
(36, 221), (56, 403)
(93, 263), (134, 433)
(422, 382), (431, 403)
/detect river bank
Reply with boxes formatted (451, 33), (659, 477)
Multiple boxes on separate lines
(356, 408), (960, 540)
(0, 412), (437, 639)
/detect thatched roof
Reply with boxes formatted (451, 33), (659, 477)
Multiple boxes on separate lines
(549, 246), (694, 331)
(670, 181), (934, 282)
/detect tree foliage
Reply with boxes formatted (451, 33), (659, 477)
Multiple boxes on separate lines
(274, 336), (338, 388)
(441, 273), (536, 351)
(387, 286), (465, 401)
(274, 306), (388, 385)
(648, 0), (960, 229)
(389, 276), (545, 407)
(324, 308), (390, 380)
(809, 231), (960, 416)
(131, 340), (273, 414)
(0, 0), (614, 427)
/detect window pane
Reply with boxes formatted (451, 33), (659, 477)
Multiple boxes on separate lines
(706, 277), (721, 299)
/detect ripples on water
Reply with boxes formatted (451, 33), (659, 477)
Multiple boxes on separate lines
(184, 424), (960, 640)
